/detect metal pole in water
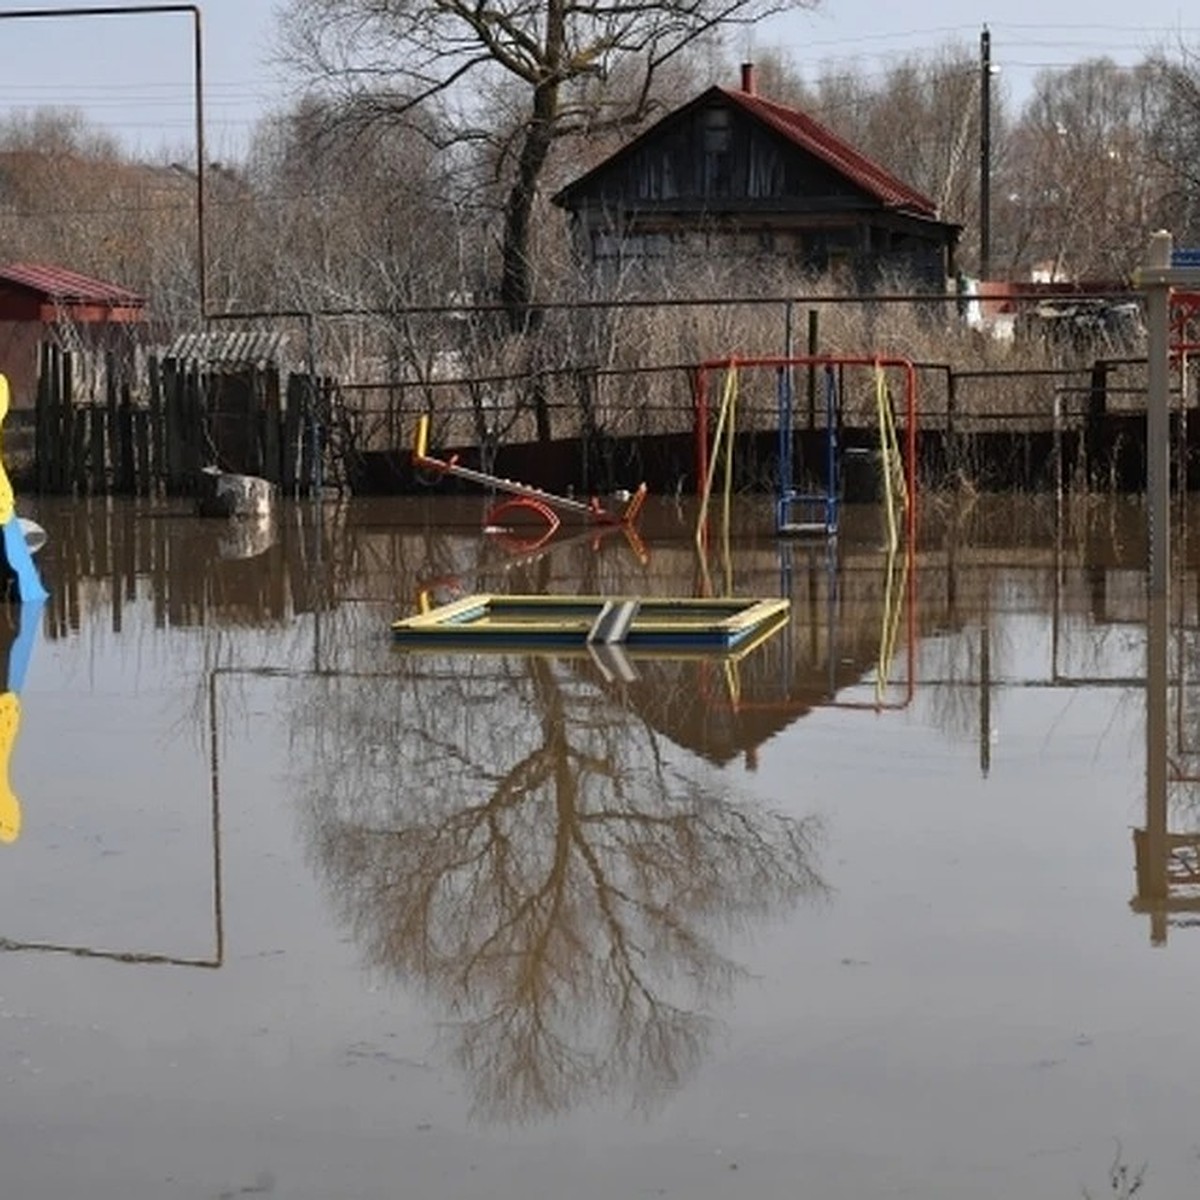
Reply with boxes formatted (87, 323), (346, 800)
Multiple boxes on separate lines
(1142, 230), (1172, 599)
(1143, 592), (1169, 945)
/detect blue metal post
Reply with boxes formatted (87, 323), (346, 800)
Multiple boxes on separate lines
(777, 367), (793, 531)
(824, 366), (839, 535)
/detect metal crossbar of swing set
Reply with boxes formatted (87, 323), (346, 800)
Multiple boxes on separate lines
(691, 355), (918, 543)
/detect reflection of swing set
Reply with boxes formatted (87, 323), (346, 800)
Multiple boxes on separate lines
(692, 356), (917, 713)
(698, 538), (915, 715)
(412, 414), (647, 545)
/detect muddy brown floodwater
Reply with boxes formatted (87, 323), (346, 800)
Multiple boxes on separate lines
(0, 492), (1195, 1199)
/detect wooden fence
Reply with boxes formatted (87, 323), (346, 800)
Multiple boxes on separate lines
(31, 344), (327, 497)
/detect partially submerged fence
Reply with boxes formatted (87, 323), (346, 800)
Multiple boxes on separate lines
(31, 344), (330, 497)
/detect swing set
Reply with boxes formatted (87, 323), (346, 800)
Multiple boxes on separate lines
(691, 354), (918, 715)
(692, 355), (917, 549)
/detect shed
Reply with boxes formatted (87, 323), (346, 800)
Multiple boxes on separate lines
(0, 262), (145, 408)
(161, 327), (296, 479)
(552, 65), (961, 287)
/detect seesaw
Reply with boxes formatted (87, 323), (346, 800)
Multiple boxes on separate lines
(412, 415), (647, 539)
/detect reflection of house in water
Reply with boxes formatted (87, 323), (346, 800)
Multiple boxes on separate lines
(611, 544), (913, 766)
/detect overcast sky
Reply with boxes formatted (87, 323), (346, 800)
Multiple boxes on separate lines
(0, 1), (1194, 158)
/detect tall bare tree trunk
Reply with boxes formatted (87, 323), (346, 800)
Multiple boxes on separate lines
(501, 0), (563, 442)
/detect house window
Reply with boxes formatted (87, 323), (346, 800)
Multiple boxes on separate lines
(747, 144), (784, 198)
(635, 152), (678, 200)
(702, 108), (732, 198)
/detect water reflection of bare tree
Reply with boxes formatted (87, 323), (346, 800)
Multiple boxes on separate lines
(294, 653), (825, 1123)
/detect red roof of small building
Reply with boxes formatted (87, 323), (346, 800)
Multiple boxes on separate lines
(0, 262), (144, 307)
(718, 87), (938, 217)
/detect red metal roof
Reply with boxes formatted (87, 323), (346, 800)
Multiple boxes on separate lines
(553, 84), (943, 220)
(0, 262), (144, 307)
(718, 87), (938, 217)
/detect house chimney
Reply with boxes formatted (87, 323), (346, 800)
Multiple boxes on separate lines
(741, 62), (757, 95)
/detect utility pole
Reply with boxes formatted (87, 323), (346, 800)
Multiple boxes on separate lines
(0, 6), (207, 317)
(979, 24), (992, 280)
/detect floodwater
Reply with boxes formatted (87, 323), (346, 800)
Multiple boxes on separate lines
(0, 491), (1196, 1199)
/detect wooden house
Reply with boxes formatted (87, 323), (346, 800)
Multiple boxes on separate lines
(552, 65), (961, 287)
(0, 262), (145, 408)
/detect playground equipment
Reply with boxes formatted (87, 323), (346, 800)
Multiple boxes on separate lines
(693, 355), (917, 549)
(412, 415), (647, 541)
(690, 355), (917, 717)
(0, 376), (46, 603)
(0, 600), (43, 844)
(776, 365), (839, 536)
(0, 373), (48, 844)
(392, 593), (790, 652)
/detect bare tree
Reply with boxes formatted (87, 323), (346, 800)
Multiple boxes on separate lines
(275, 0), (820, 330)
(1144, 53), (1200, 246)
(998, 60), (1168, 280)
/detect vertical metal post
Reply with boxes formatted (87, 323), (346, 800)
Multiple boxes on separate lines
(979, 25), (992, 281)
(305, 311), (321, 494)
(0, 7), (207, 317)
(777, 364), (792, 531)
(807, 309), (819, 428)
(1144, 230), (1172, 599)
(825, 366), (838, 530)
(1052, 389), (1063, 511)
(191, 7), (207, 317)
(1143, 592), (1169, 945)
(1133, 228), (1190, 945)
(980, 583), (991, 778)
(782, 301), (795, 516)
(694, 369), (708, 496)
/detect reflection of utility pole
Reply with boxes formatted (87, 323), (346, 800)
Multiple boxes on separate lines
(1138, 595), (1169, 945)
(0, 665), (223, 968)
(979, 25), (992, 281)
(980, 578), (991, 778)
(208, 669), (226, 965)
(1130, 233), (1200, 944)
